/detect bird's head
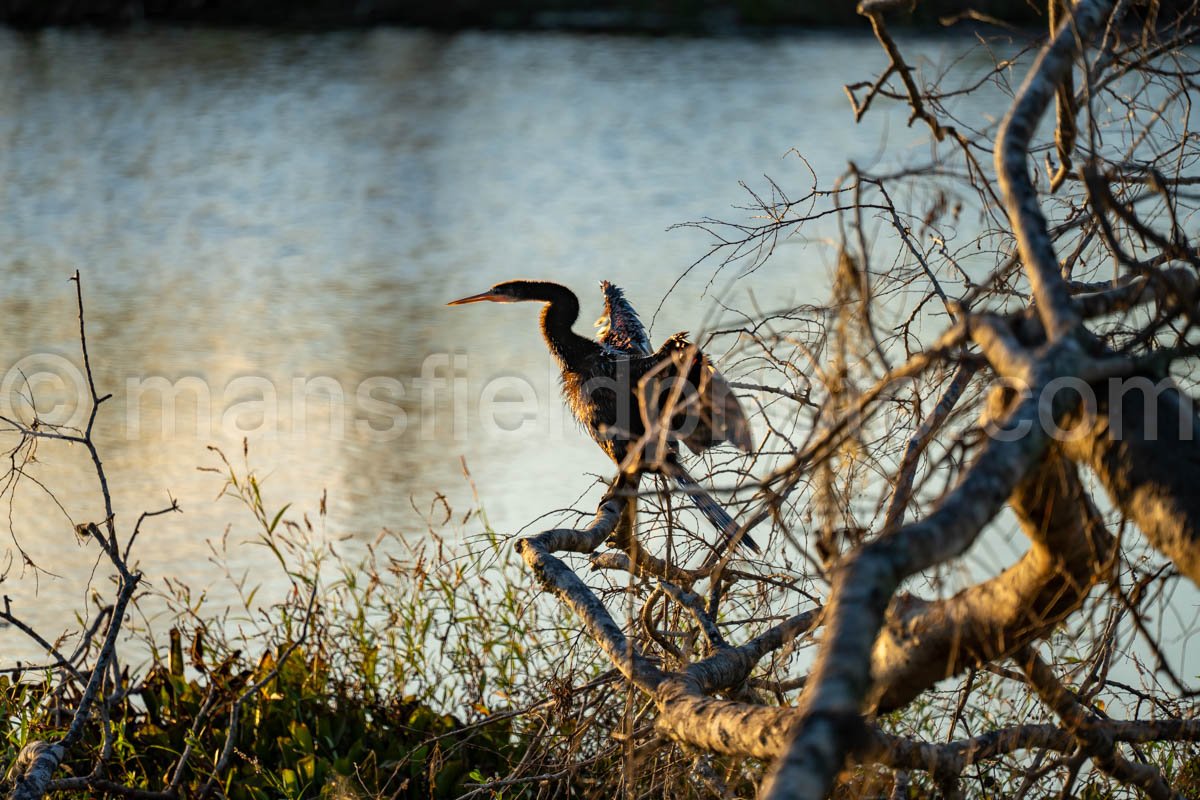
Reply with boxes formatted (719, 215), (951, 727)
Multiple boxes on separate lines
(447, 280), (541, 306)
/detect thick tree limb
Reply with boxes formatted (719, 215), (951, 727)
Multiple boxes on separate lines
(995, 0), (1114, 341)
(652, 609), (822, 757)
(870, 438), (1113, 712)
(518, 499), (828, 759)
(870, 712), (1200, 776)
(760, 342), (1083, 800)
(1063, 381), (1200, 585)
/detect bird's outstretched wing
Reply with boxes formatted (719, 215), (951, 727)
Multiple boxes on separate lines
(634, 332), (753, 456)
(595, 281), (652, 356)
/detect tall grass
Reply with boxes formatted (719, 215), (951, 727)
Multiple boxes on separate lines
(1, 445), (654, 799)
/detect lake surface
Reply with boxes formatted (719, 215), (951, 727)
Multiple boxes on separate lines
(0, 27), (1022, 656)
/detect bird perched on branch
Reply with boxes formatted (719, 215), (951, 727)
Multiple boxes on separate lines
(448, 279), (759, 553)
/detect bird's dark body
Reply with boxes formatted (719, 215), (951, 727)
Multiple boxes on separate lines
(529, 282), (635, 464)
(529, 281), (677, 467)
(449, 279), (759, 552)
(558, 358), (631, 464)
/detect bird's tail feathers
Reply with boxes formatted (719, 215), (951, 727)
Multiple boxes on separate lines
(671, 466), (760, 554)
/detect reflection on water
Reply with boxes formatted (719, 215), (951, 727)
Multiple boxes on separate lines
(0, 27), (995, 652)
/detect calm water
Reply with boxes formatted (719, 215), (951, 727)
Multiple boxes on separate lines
(0, 28), (1019, 656)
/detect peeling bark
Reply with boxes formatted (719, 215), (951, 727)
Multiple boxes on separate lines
(7, 743), (64, 800)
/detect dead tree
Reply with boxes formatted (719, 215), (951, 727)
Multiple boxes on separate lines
(509, 2), (1200, 798)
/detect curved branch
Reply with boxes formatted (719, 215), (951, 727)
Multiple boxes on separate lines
(760, 345), (1084, 800)
(995, 0), (1114, 341)
(516, 498), (666, 693)
(1063, 381), (1200, 586)
(870, 438), (1114, 712)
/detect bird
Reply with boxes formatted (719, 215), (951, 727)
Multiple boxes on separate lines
(448, 279), (759, 553)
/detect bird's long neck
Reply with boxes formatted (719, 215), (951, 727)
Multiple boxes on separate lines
(526, 282), (594, 367)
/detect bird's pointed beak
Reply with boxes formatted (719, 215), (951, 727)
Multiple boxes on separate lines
(447, 291), (509, 306)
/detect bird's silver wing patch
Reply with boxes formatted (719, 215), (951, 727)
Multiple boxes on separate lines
(595, 280), (653, 356)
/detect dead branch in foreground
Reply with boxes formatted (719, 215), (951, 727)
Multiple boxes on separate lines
(505, 2), (1200, 798)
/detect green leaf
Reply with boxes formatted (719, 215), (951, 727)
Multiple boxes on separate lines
(296, 752), (316, 782)
(169, 628), (184, 677)
(268, 504), (292, 534)
(280, 768), (298, 795)
(290, 720), (314, 754)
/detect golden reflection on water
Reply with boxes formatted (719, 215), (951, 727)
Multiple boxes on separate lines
(0, 27), (983, 657)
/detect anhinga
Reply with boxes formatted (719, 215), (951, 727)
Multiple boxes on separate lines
(448, 279), (759, 553)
